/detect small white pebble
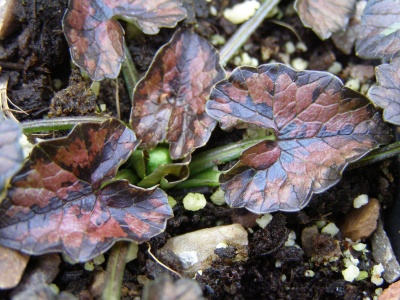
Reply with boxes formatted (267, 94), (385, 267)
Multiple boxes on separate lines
(352, 243), (367, 252)
(183, 193), (207, 211)
(291, 57), (308, 71)
(223, 0), (260, 24)
(84, 261), (94, 271)
(345, 78), (360, 91)
(353, 194), (369, 208)
(168, 196), (177, 208)
(371, 264), (384, 286)
(305, 270), (315, 277)
(360, 83), (370, 95)
(210, 188), (225, 206)
(296, 41), (308, 52)
(284, 41), (296, 55)
(342, 264), (360, 282)
(374, 288), (383, 296)
(316, 220), (326, 229)
(241, 52), (253, 65)
(281, 274), (287, 282)
(284, 231), (296, 246)
(210, 6), (217, 16)
(275, 260), (282, 268)
(233, 55), (242, 66)
(100, 103), (107, 112)
(327, 62), (343, 75)
(256, 214), (273, 228)
(321, 222), (340, 237)
(211, 34), (226, 46)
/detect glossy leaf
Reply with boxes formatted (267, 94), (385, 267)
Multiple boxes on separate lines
(355, 0), (400, 60)
(130, 29), (226, 159)
(0, 119), (172, 262)
(0, 112), (23, 194)
(62, 0), (187, 81)
(368, 57), (400, 125)
(206, 63), (392, 214)
(294, 0), (356, 40)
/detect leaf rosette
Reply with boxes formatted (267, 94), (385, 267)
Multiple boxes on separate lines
(0, 119), (172, 262)
(206, 63), (392, 214)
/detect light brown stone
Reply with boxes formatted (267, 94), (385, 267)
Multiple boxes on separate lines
(341, 198), (380, 241)
(161, 224), (248, 276)
(379, 280), (400, 300)
(0, 245), (29, 289)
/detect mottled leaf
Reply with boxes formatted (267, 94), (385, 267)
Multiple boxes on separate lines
(294, 0), (356, 40)
(0, 119), (172, 262)
(356, 0), (400, 60)
(368, 57), (400, 125)
(130, 29), (226, 159)
(62, 0), (187, 81)
(206, 63), (392, 214)
(0, 112), (23, 194)
(332, 1), (367, 55)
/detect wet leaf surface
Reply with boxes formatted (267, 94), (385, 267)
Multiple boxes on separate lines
(368, 57), (400, 125)
(62, 0), (187, 81)
(206, 63), (392, 213)
(0, 113), (23, 194)
(0, 119), (172, 262)
(355, 0), (400, 60)
(130, 29), (225, 160)
(294, 0), (356, 40)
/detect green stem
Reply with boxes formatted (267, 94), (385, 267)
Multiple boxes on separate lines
(102, 241), (130, 300)
(189, 137), (273, 176)
(21, 116), (109, 134)
(219, 0), (280, 66)
(174, 168), (221, 189)
(348, 141), (400, 170)
(121, 41), (140, 100)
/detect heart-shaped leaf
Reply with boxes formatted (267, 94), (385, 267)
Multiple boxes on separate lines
(355, 0), (400, 60)
(0, 118), (172, 262)
(368, 57), (400, 125)
(130, 29), (226, 159)
(294, 0), (356, 40)
(0, 112), (23, 194)
(206, 63), (392, 214)
(62, 0), (187, 81)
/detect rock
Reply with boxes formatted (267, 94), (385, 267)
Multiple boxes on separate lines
(379, 280), (400, 300)
(371, 219), (400, 283)
(142, 275), (203, 300)
(161, 224), (248, 276)
(0, 245), (29, 289)
(341, 198), (380, 241)
(10, 254), (60, 297)
(0, 0), (18, 40)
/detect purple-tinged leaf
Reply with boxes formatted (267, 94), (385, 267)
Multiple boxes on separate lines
(0, 113), (23, 193)
(206, 63), (392, 214)
(62, 0), (187, 81)
(368, 57), (400, 125)
(356, 0), (400, 60)
(0, 118), (172, 262)
(130, 29), (226, 159)
(294, 0), (356, 40)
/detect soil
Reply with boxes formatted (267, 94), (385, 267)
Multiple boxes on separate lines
(0, 0), (398, 299)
